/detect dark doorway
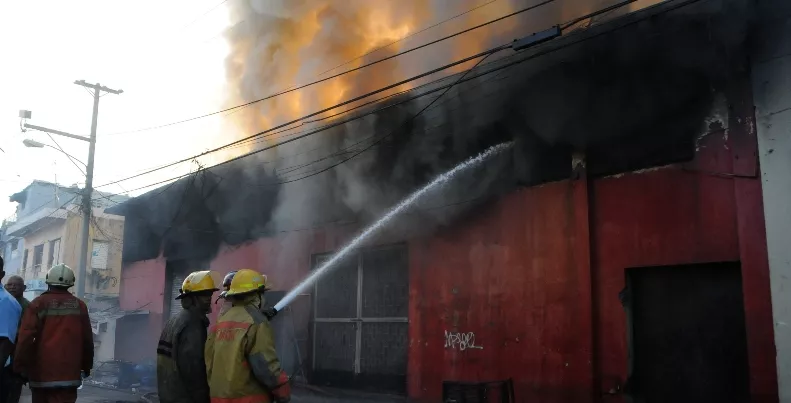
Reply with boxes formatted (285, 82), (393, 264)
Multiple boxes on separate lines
(626, 262), (750, 403)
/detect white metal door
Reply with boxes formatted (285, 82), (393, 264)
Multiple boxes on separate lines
(312, 246), (408, 391)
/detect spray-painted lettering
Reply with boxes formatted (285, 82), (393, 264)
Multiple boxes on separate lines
(444, 330), (483, 351)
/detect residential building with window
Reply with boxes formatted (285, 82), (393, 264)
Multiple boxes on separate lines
(4, 180), (129, 299)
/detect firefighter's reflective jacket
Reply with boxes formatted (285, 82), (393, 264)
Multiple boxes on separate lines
(218, 299), (233, 317)
(205, 304), (290, 403)
(157, 308), (211, 403)
(13, 288), (93, 388)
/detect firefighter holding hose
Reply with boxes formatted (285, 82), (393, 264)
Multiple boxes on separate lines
(205, 269), (290, 403)
(216, 270), (278, 320)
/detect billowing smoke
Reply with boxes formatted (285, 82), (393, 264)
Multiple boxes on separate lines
(119, 0), (753, 262)
(217, 0), (752, 238)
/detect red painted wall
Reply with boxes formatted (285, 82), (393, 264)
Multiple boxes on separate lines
(408, 160), (775, 402)
(409, 181), (592, 401)
(116, 258), (166, 362)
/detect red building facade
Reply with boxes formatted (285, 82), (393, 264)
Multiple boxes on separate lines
(113, 1), (778, 400)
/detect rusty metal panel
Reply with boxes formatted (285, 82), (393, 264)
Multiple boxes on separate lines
(362, 247), (409, 318)
(314, 322), (356, 372)
(408, 181), (588, 402)
(315, 255), (358, 319)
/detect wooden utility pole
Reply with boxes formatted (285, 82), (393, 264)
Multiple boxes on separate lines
(22, 80), (123, 298)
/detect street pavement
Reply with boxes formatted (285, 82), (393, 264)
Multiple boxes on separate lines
(19, 385), (140, 403)
(17, 383), (409, 403)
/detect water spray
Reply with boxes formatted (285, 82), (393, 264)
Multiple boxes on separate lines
(274, 141), (514, 311)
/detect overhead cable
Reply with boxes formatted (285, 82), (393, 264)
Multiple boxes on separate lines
(103, 0), (555, 136)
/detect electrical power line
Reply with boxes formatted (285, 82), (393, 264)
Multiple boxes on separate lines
(178, 0), (231, 32)
(45, 133), (87, 176)
(273, 53), (494, 185)
(103, 0), (555, 136)
(94, 44), (511, 190)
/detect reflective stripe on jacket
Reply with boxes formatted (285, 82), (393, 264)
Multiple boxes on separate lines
(205, 304), (290, 403)
(157, 308), (211, 403)
(13, 288), (93, 388)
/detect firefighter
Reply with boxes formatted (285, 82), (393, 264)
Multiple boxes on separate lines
(156, 270), (219, 403)
(205, 269), (291, 403)
(13, 264), (93, 403)
(215, 271), (237, 317)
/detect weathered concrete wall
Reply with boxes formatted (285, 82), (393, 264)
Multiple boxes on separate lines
(753, 1), (791, 400)
(116, 258), (166, 362)
(60, 211), (125, 297)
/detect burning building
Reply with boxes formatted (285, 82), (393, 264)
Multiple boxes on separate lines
(106, 0), (791, 401)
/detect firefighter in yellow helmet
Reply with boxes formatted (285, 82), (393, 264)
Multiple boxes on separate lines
(157, 271), (219, 403)
(205, 269), (291, 403)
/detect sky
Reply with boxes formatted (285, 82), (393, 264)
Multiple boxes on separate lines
(0, 0), (236, 220)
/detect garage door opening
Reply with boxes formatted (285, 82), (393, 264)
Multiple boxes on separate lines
(625, 262), (750, 403)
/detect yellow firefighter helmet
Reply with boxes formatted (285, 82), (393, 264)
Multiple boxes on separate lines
(176, 270), (219, 299)
(225, 269), (271, 297)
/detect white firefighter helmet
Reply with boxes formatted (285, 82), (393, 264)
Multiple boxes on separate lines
(46, 263), (76, 287)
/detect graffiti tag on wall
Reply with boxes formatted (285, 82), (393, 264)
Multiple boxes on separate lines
(444, 330), (483, 351)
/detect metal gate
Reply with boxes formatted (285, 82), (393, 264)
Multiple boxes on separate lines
(169, 272), (186, 319)
(312, 245), (408, 393)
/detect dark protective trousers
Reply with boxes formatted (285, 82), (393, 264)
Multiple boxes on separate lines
(1, 366), (23, 403)
(30, 388), (78, 403)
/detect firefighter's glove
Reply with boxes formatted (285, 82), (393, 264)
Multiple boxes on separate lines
(263, 307), (278, 320)
(271, 373), (291, 403)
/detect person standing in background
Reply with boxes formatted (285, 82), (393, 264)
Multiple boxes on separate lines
(3, 275), (28, 403)
(4, 276), (29, 314)
(0, 257), (22, 403)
